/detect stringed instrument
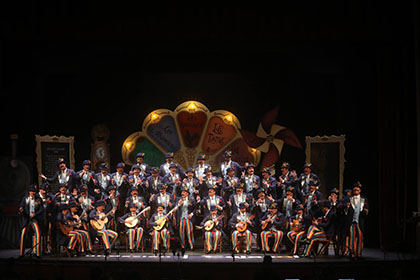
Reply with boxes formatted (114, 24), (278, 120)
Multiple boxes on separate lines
(236, 214), (255, 233)
(261, 213), (275, 230)
(204, 214), (224, 231)
(153, 204), (180, 231)
(290, 219), (302, 232)
(124, 206), (151, 228)
(90, 207), (117, 230)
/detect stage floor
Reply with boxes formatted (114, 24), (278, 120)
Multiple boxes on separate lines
(0, 248), (419, 280)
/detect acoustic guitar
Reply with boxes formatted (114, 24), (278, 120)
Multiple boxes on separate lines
(90, 207), (116, 230)
(124, 206), (151, 228)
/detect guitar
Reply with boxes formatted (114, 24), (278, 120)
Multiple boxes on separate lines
(261, 213), (275, 230)
(204, 214), (224, 231)
(90, 207), (117, 230)
(124, 206), (151, 228)
(153, 204), (180, 231)
(290, 219), (302, 232)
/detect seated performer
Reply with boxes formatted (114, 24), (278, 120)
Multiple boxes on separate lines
(286, 204), (310, 256)
(260, 202), (285, 254)
(68, 201), (93, 255)
(18, 184), (43, 258)
(201, 205), (224, 254)
(302, 200), (336, 257)
(228, 202), (254, 254)
(56, 204), (82, 257)
(89, 200), (118, 256)
(119, 203), (147, 253)
(149, 203), (172, 255)
(175, 186), (196, 251)
(343, 181), (369, 259)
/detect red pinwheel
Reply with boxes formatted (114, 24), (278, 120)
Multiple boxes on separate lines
(239, 106), (302, 170)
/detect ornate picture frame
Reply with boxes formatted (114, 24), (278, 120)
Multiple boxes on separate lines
(305, 135), (346, 197)
(35, 135), (75, 191)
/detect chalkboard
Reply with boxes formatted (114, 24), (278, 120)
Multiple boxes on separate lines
(36, 135), (75, 193)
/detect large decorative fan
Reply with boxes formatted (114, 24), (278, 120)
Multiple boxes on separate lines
(122, 101), (261, 172)
(239, 106), (302, 170)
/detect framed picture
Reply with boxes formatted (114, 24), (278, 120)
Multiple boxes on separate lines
(35, 135), (75, 193)
(305, 135), (345, 197)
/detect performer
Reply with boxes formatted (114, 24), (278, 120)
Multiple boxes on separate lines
(93, 163), (112, 201)
(219, 150), (242, 178)
(260, 167), (278, 199)
(104, 185), (119, 231)
(119, 203), (146, 253)
(130, 152), (150, 177)
(149, 203), (172, 255)
(302, 200), (336, 257)
(56, 204), (82, 257)
(144, 167), (163, 202)
(227, 184), (252, 215)
(200, 186), (225, 217)
(181, 168), (200, 200)
(175, 186), (197, 251)
(55, 183), (72, 207)
(18, 184), (43, 258)
(228, 202), (254, 254)
(277, 162), (296, 200)
(240, 164), (260, 197)
(343, 182), (369, 258)
(88, 200), (118, 255)
(192, 153), (211, 180)
(303, 180), (322, 217)
(260, 202), (285, 254)
(111, 162), (129, 195)
(253, 189), (274, 251)
(286, 204), (310, 256)
(125, 187), (146, 213)
(163, 163), (182, 197)
(198, 167), (222, 197)
(75, 160), (96, 196)
(279, 186), (301, 222)
(201, 205), (224, 254)
(221, 167), (239, 204)
(298, 163), (320, 201)
(40, 158), (77, 193)
(127, 164), (144, 197)
(77, 184), (95, 225)
(159, 152), (184, 177)
(37, 182), (56, 255)
(328, 188), (340, 210)
(150, 184), (173, 214)
(68, 201), (93, 255)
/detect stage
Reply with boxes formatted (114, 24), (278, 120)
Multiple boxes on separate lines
(0, 248), (418, 280)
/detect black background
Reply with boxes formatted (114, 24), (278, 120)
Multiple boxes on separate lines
(1, 1), (419, 249)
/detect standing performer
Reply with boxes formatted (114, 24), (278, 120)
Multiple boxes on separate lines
(77, 184), (95, 225)
(94, 163), (112, 201)
(76, 160), (96, 196)
(201, 205), (224, 254)
(181, 168), (200, 200)
(111, 162), (129, 195)
(18, 185), (43, 258)
(304, 180), (322, 217)
(125, 187), (146, 213)
(229, 202), (254, 254)
(298, 163), (320, 201)
(175, 186), (197, 251)
(159, 152), (184, 177)
(150, 184), (173, 214)
(128, 164), (145, 197)
(89, 200), (119, 256)
(221, 167), (239, 206)
(131, 152), (150, 177)
(198, 167), (222, 197)
(343, 182), (369, 259)
(40, 158), (77, 193)
(149, 204), (172, 255)
(163, 163), (182, 197)
(302, 200), (336, 257)
(119, 203), (147, 253)
(219, 150), (242, 178)
(227, 184), (252, 215)
(260, 167), (278, 199)
(200, 186), (225, 217)
(192, 153), (211, 180)
(144, 167), (164, 202)
(241, 164), (261, 197)
(104, 185), (119, 231)
(279, 186), (301, 222)
(260, 202), (285, 254)
(277, 162), (296, 200)
(38, 182), (56, 255)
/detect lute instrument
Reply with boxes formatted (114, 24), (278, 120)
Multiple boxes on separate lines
(153, 204), (180, 231)
(236, 214), (255, 233)
(261, 213), (275, 230)
(204, 214), (224, 231)
(124, 206), (151, 228)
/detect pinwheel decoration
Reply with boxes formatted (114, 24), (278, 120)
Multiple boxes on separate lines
(239, 106), (302, 170)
